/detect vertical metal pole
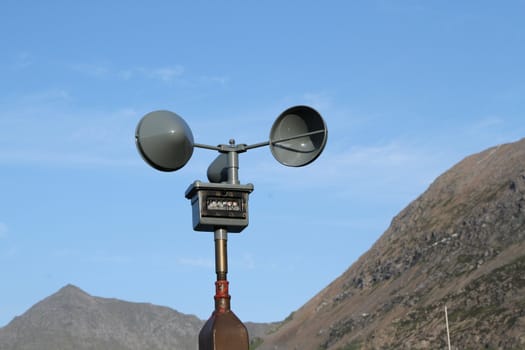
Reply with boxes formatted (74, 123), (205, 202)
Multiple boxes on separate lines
(215, 228), (228, 281)
(198, 142), (249, 350)
(445, 306), (451, 350)
(214, 228), (230, 313)
(227, 139), (240, 185)
(198, 228), (249, 350)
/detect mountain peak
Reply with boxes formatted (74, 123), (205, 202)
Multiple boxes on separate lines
(0, 285), (204, 350)
(55, 284), (90, 297)
(58, 283), (84, 292)
(41, 283), (96, 311)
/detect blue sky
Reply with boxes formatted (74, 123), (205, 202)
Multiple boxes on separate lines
(1, 1), (524, 326)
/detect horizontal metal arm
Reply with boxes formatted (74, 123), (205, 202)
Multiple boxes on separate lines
(270, 129), (325, 145)
(194, 143), (222, 151)
(244, 141), (270, 150)
(197, 129), (324, 153)
(245, 129), (325, 150)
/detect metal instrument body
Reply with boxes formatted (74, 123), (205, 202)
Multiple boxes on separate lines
(185, 181), (253, 233)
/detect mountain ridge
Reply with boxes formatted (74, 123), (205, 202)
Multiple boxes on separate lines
(258, 138), (525, 349)
(0, 284), (204, 350)
(0, 284), (278, 350)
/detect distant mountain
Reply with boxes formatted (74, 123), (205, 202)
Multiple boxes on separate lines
(0, 284), (278, 350)
(0, 284), (203, 350)
(258, 138), (525, 349)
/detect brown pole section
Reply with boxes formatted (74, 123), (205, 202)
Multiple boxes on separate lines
(198, 228), (249, 350)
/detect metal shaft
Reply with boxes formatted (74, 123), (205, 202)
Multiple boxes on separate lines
(227, 140), (240, 185)
(214, 228), (228, 281)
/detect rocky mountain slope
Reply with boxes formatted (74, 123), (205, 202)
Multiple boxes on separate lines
(0, 284), (203, 350)
(258, 138), (525, 349)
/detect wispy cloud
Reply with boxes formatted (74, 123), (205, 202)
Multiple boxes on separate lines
(0, 96), (140, 168)
(118, 66), (185, 82)
(177, 257), (214, 268)
(0, 247), (18, 260)
(53, 248), (133, 265)
(70, 63), (111, 78)
(10, 52), (33, 70)
(69, 61), (233, 88)
(474, 116), (504, 129)
(468, 116), (505, 137)
(238, 252), (255, 270)
(0, 222), (8, 238)
(244, 141), (444, 190)
(302, 92), (334, 110)
(86, 251), (133, 265)
(144, 66), (185, 82)
(0, 149), (138, 168)
(71, 62), (185, 83)
(198, 75), (230, 86)
(11, 88), (72, 105)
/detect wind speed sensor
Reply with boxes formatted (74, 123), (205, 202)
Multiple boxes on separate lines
(135, 105), (328, 233)
(135, 105), (328, 350)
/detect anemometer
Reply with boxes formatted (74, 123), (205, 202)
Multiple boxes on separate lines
(135, 105), (328, 350)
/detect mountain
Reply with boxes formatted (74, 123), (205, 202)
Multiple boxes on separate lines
(258, 138), (525, 349)
(0, 284), (277, 350)
(0, 284), (204, 350)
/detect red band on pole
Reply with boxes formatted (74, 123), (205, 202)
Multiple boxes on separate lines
(214, 280), (230, 313)
(215, 280), (229, 298)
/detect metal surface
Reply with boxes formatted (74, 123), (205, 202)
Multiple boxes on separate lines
(207, 153), (229, 183)
(198, 308), (249, 350)
(196, 146), (250, 350)
(206, 140), (243, 184)
(135, 110), (194, 171)
(227, 140), (240, 184)
(215, 228), (228, 280)
(185, 181), (253, 233)
(198, 228), (249, 350)
(269, 105), (328, 167)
